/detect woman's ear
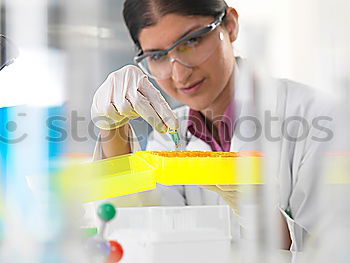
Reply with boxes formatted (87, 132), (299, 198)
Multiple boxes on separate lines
(224, 7), (239, 43)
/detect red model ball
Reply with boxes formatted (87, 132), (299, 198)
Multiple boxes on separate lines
(105, 240), (123, 263)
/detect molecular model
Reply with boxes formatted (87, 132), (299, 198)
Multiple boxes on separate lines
(86, 203), (123, 263)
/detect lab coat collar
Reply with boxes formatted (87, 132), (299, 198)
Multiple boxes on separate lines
(175, 106), (212, 151)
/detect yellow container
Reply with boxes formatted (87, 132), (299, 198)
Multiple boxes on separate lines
(59, 153), (156, 203)
(135, 151), (262, 185)
(59, 151), (262, 203)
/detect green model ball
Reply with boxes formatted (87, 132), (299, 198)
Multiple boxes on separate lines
(97, 203), (116, 222)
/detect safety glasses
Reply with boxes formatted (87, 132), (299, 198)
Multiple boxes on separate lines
(134, 11), (226, 80)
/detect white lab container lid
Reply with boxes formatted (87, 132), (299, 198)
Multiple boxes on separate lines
(105, 206), (232, 263)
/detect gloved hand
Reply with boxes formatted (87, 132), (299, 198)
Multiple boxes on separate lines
(91, 65), (178, 133)
(201, 185), (240, 214)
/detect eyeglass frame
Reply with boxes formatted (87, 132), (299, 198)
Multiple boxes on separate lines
(133, 11), (227, 71)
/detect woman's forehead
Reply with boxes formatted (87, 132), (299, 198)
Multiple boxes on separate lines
(139, 13), (214, 51)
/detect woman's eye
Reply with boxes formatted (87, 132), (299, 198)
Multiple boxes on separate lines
(177, 37), (203, 53)
(149, 53), (166, 62)
(184, 37), (202, 47)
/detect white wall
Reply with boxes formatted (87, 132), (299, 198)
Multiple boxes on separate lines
(227, 0), (350, 91)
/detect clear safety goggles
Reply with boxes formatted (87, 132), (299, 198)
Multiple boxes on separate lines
(134, 11), (226, 80)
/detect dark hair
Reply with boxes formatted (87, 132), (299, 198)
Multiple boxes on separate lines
(123, 0), (228, 51)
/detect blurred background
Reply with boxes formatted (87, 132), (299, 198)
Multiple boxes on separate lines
(1, 0), (350, 262)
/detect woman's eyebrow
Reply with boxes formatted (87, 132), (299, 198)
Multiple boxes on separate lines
(144, 24), (203, 53)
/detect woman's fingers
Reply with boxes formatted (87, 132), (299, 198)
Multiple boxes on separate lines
(216, 185), (239, 191)
(200, 185), (240, 215)
(91, 75), (131, 130)
(100, 65), (178, 134)
(127, 90), (168, 133)
(111, 70), (139, 119)
(138, 77), (179, 131)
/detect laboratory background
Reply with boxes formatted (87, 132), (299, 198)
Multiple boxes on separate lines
(1, 0), (350, 262)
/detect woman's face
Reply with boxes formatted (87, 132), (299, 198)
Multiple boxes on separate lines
(138, 10), (238, 111)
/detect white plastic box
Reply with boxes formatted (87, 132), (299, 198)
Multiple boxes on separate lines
(103, 206), (232, 263)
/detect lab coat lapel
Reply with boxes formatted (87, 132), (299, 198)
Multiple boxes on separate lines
(230, 100), (262, 152)
(230, 60), (262, 152)
(177, 106), (212, 151)
(186, 132), (212, 151)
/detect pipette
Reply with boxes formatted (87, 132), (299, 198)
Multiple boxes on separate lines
(168, 128), (181, 149)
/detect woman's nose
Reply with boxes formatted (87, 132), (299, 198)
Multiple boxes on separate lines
(171, 60), (192, 84)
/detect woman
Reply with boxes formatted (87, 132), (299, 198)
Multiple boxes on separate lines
(91, 0), (333, 251)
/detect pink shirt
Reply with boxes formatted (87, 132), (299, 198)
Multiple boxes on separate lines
(187, 102), (234, 152)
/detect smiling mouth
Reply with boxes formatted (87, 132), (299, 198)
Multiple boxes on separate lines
(179, 79), (205, 94)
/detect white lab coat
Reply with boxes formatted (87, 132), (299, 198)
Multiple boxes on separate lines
(93, 69), (334, 252)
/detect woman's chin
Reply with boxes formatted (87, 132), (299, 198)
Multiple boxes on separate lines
(186, 102), (210, 112)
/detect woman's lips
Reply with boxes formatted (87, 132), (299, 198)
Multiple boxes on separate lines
(179, 79), (205, 94)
